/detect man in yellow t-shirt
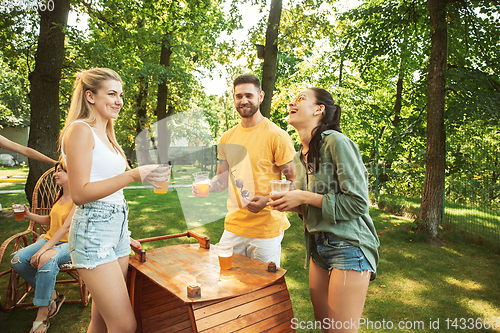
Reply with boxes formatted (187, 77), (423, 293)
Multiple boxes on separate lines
(195, 74), (295, 267)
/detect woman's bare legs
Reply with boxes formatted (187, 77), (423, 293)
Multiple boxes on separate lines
(309, 259), (371, 333)
(309, 260), (330, 325)
(77, 256), (135, 333)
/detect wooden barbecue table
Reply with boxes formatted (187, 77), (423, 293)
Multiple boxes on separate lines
(127, 231), (295, 333)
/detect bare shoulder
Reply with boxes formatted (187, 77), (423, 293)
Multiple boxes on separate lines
(64, 122), (94, 148)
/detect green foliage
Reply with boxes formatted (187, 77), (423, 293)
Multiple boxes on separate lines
(304, 0), (499, 205)
(0, 0), (499, 225)
(446, 122), (500, 210)
(199, 93), (240, 142)
(0, 7), (39, 125)
(0, 56), (31, 126)
(61, 0), (241, 157)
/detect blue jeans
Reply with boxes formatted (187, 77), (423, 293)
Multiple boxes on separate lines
(11, 239), (71, 307)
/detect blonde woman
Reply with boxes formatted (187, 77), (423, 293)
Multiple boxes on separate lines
(59, 68), (165, 333)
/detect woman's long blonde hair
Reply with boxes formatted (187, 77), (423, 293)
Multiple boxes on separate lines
(59, 68), (127, 162)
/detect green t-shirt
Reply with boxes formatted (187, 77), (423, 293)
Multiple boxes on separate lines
(295, 130), (380, 278)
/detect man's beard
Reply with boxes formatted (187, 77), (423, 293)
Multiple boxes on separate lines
(236, 103), (259, 118)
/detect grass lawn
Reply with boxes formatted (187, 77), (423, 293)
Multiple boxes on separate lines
(0, 175), (499, 332)
(0, 166), (29, 195)
(377, 193), (500, 250)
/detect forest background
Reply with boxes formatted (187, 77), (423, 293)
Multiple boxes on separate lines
(0, 0), (499, 241)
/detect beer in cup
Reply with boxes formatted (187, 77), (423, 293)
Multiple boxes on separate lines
(193, 171), (210, 198)
(12, 204), (24, 221)
(154, 164), (171, 194)
(216, 242), (233, 270)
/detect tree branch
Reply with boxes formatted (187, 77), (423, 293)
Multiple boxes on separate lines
(80, 0), (115, 28)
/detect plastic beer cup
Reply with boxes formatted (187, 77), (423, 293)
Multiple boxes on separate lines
(12, 204), (24, 221)
(270, 180), (291, 194)
(154, 164), (171, 194)
(193, 171), (210, 198)
(216, 242), (233, 270)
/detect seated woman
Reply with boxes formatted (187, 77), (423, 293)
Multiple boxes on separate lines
(11, 162), (75, 333)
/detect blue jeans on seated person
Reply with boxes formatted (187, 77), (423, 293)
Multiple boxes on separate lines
(11, 239), (71, 307)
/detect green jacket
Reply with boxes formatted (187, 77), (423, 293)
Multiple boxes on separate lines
(295, 130), (379, 279)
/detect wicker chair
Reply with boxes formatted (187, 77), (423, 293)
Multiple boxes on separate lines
(0, 167), (90, 312)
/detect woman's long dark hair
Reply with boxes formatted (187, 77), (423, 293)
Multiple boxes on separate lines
(305, 88), (342, 174)
(54, 162), (66, 202)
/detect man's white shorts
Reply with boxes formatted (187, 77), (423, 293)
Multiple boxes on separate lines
(219, 230), (285, 267)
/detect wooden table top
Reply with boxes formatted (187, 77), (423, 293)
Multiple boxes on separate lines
(128, 244), (287, 304)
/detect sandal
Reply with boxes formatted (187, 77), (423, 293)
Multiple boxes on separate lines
(47, 291), (65, 319)
(30, 319), (49, 333)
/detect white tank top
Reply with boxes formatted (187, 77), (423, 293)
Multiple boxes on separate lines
(61, 121), (126, 205)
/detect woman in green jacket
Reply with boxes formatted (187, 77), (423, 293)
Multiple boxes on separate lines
(269, 88), (379, 332)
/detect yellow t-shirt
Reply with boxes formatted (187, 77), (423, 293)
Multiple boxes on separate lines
(218, 118), (296, 238)
(44, 200), (73, 243)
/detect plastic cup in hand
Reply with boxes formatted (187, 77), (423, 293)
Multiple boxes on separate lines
(154, 165), (171, 194)
(193, 171), (210, 198)
(12, 204), (24, 220)
(270, 180), (291, 194)
(216, 242), (233, 270)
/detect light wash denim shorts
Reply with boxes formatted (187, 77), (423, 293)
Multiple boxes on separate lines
(311, 232), (374, 273)
(69, 200), (130, 269)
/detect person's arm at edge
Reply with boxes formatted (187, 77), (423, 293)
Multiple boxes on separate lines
(0, 135), (56, 165)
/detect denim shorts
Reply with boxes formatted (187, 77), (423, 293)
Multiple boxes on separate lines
(311, 232), (374, 274)
(69, 200), (131, 269)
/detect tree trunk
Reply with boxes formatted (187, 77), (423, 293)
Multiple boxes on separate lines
(418, 0), (448, 239)
(155, 32), (173, 164)
(26, 1), (70, 205)
(393, 49), (405, 127)
(136, 78), (149, 137)
(260, 0), (282, 118)
(135, 19), (148, 139)
(339, 40), (350, 87)
(132, 76), (149, 164)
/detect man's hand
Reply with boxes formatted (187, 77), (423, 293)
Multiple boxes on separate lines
(243, 195), (269, 214)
